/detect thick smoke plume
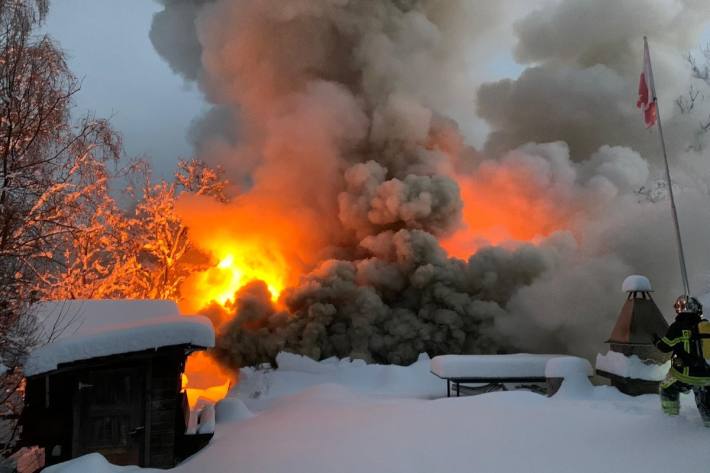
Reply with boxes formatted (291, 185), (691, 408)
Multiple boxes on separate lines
(151, 0), (710, 367)
(479, 0), (710, 160)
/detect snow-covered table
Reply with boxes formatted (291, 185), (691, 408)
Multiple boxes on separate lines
(431, 354), (592, 397)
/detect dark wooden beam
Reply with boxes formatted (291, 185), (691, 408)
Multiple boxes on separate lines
(144, 358), (152, 466)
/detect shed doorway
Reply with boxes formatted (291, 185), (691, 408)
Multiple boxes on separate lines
(73, 367), (145, 465)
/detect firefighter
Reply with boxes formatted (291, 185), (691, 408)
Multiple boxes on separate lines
(654, 295), (710, 426)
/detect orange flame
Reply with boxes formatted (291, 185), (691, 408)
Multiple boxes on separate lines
(181, 241), (288, 313)
(182, 351), (235, 408)
(176, 193), (327, 314)
(443, 156), (575, 258)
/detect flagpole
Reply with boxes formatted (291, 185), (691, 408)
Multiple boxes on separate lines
(644, 36), (691, 296)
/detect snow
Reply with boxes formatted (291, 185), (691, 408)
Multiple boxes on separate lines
(546, 357), (595, 399)
(544, 356), (593, 378)
(196, 404), (216, 434)
(215, 398), (254, 424)
(43, 453), (141, 472)
(24, 300), (214, 376)
(236, 352), (445, 403)
(47, 351), (710, 473)
(430, 354), (561, 379)
(595, 350), (670, 381)
(622, 274), (653, 292)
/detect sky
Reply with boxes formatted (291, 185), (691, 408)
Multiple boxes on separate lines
(43, 0), (207, 177)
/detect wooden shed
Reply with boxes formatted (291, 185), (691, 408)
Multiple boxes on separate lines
(19, 300), (216, 469)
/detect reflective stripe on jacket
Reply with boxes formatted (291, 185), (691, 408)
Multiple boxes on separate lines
(655, 313), (710, 383)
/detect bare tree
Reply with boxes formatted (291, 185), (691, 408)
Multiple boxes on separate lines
(688, 45), (710, 86)
(0, 0), (123, 453)
(679, 44), (710, 151)
(0, 0), (231, 454)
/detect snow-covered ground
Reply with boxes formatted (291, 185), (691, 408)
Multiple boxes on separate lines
(46, 352), (710, 473)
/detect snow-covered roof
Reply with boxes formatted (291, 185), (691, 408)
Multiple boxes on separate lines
(621, 274), (652, 292)
(25, 300), (215, 376)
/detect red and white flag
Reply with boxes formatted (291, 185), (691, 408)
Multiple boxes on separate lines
(637, 37), (657, 128)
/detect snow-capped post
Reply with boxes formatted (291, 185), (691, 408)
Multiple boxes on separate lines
(595, 275), (671, 395)
(638, 36), (691, 296)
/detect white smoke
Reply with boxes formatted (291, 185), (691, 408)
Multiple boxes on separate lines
(480, 0), (710, 160)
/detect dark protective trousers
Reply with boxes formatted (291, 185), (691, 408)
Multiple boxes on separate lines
(660, 376), (710, 426)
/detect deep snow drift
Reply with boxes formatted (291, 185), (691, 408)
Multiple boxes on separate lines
(46, 352), (710, 473)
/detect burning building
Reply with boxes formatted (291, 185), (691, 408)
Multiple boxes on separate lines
(145, 0), (710, 368)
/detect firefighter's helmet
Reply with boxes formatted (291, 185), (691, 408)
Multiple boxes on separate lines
(674, 295), (703, 315)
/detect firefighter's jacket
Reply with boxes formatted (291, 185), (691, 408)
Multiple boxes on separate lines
(655, 312), (710, 385)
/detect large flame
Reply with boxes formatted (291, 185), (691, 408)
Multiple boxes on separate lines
(180, 239), (288, 313)
(443, 154), (576, 258)
(178, 155), (574, 314)
(175, 193), (317, 314)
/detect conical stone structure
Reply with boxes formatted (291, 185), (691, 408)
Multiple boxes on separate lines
(596, 275), (671, 395)
(607, 290), (669, 362)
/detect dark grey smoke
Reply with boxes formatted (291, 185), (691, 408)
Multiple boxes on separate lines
(338, 160), (463, 240)
(151, 0), (710, 366)
(149, 0), (206, 81)
(209, 238), (550, 369)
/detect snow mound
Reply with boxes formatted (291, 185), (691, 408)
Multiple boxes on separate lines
(276, 352), (336, 374)
(546, 357), (594, 399)
(431, 354), (561, 379)
(622, 274), (652, 292)
(42, 453), (139, 472)
(215, 398), (255, 423)
(197, 404), (216, 434)
(25, 300), (214, 376)
(596, 350), (669, 381)
(237, 352), (442, 403)
(545, 356), (593, 378)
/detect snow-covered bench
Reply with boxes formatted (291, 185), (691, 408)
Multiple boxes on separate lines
(430, 354), (593, 397)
